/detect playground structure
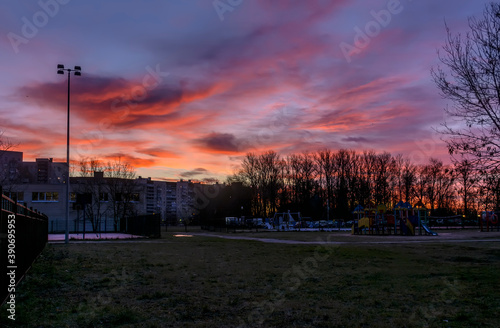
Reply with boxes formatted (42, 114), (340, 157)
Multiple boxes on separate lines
(480, 211), (500, 232)
(272, 211), (302, 230)
(352, 201), (438, 236)
(221, 212), (341, 231)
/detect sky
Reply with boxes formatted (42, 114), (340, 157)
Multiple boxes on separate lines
(0, 0), (493, 182)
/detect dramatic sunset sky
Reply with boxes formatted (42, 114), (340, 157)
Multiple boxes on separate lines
(0, 0), (492, 182)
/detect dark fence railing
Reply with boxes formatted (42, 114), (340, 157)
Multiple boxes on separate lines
(49, 217), (124, 234)
(1, 189), (48, 305)
(121, 214), (161, 238)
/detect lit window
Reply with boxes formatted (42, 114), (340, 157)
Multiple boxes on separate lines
(32, 192), (59, 202)
(46, 192), (59, 201)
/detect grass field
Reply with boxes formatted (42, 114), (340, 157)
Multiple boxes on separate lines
(1, 231), (500, 327)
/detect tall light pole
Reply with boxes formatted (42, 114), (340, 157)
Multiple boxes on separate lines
(57, 64), (81, 244)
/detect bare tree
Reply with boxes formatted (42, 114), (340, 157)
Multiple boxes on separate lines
(0, 131), (19, 190)
(401, 158), (417, 203)
(286, 153), (317, 210)
(75, 159), (108, 232)
(373, 152), (394, 206)
(240, 153), (263, 216)
(434, 166), (455, 211)
(258, 151), (285, 217)
(481, 168), (500, 211)
(422, 158), (442, 213)
(75, 158), (138, 232)
(420, 158), (455, 214)
(78, 158), (102, 177)
(360, 150), (377, 205)
(333, 149), (355, 217)
(393, 154), (405, 202)
(432, 3), (500, 170)
(315, 149), (336, 214)
(454, 159), (477, 217)
(0, 131), (15, 152)
(414, 165), (428, 205)
(106, 160), (138, 231)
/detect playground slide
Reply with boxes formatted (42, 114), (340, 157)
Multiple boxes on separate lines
(421, 223), (438, 236)
(405, 220), (415, 235)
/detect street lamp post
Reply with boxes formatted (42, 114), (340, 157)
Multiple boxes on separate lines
(57, 64), (81, 244)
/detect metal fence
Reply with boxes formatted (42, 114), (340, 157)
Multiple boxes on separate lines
(48, 217), (123, 234)
(1, 190), (48, 304)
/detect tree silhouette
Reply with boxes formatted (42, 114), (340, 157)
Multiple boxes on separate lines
(433, 3), (500, 170)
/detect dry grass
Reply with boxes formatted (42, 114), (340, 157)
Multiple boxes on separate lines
(1, 233), (499, 327)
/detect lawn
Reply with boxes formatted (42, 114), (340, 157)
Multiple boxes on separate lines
(1, 233), (499, 327)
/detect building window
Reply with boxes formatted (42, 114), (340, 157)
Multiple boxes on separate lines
(46, 192), (58, 201)
(32, 192), (59, 202)
(4, 192), (24, 202)
(99, 192), (109, 202)
(32, 192), (42, 201)
(131, 193), (140, 202)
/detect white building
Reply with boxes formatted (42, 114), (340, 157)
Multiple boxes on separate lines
(1, 151), (214, 231)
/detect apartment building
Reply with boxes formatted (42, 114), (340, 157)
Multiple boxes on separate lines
(0, 151), (214, 232)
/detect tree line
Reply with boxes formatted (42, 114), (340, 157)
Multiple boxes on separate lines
(230, 149), (500, 220)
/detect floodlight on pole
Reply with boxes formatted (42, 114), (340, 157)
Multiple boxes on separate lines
(57, 64), (82, 244)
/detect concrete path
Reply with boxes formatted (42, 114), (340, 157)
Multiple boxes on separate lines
(47, 231), (500, 245)
(187, 232), (500, 245)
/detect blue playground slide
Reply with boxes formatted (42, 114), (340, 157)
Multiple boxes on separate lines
(421, 223), (438, 236)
